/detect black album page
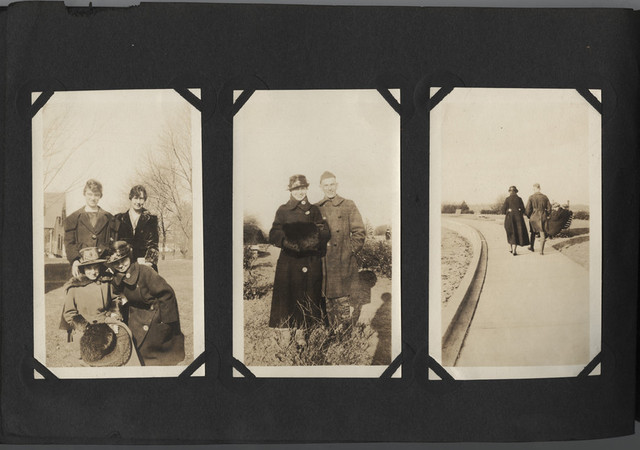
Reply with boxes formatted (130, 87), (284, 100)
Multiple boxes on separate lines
(1, 2), (638, 443)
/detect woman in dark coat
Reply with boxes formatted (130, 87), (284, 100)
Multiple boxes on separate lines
(106, 241), (185, 366)
(501, 186), (530, 256)
(268, 175), (331, 333)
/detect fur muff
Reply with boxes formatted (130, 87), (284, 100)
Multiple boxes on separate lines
(282, 222), (320, 252)
(71, 314), (89, 332)
(80, 323), (117, 363)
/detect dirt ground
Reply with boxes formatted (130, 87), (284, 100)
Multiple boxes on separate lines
(45, 259), (194, 367)
(244, 246), (393, 366)
(441, 228), (473, 305)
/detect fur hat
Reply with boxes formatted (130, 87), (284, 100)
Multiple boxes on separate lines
(80, 322), (132, 367)
(288, 174), (309, 191)
(508, 186), (518, 194)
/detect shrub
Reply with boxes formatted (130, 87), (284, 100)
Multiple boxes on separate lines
(243, 245), (272, 300)
(441, 204), (457, 214)
(573, 210), (589, 220)
(480, 209), (499, 215)
(356, 239), (392, 278)
(462, 209), (474, 214)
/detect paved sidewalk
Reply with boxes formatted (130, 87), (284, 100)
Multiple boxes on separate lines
(451, 217), (590, 367)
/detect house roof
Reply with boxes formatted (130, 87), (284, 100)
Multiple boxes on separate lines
(44, 192), (66, 229)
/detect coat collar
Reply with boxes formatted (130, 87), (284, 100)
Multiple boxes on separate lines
(114, 262), (140, 286)
(79, 207), (109, 232)
(285, 196), (312, 211)
(316, 194), (345, 207)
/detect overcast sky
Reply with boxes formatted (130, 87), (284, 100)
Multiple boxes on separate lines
(39, 89), (195, 214)
(433, 88), (598, 207)
(234, 89), (400, 231)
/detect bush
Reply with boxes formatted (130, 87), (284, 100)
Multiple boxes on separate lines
(356, 239), (392, 278)
(462, 210), (474, 214)
(480, 209), (499, 215)
(243, 246), (272, 300)
(441, 204), (457, 214)
(573, 210), (589, 220)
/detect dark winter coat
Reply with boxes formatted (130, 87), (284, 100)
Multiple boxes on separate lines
(316, 195), (366, 298)
(268, 197), (331, 328)
(112, 262), (185, 366)
(64, 207), (118, 263)
(525, 192), (552, 234)
(501, 194), (530, 246)
(115, 209), (160, 270)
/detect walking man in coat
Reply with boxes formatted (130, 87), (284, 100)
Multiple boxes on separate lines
(316, 171), (366, 328)
(525, 183), (552, 255)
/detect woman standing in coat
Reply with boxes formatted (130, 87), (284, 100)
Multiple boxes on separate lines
(106, 241), (185, 366)
(501, 186), (530, 256)
(268, 175), (331, 335)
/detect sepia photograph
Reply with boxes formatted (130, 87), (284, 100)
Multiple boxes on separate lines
(32, 89), (204, 378)
(233, 89), (401, 377)
(429, 88), (602, 380)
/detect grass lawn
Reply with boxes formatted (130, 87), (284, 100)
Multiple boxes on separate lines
(45, 259), (195, 367)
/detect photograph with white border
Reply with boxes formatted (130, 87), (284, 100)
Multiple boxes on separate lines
(233, 89), (401, 377)
(429, 87), (602, 380)
(33, 89), (205, 378)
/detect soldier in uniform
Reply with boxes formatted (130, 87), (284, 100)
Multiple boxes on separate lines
(525, 183), (552, 255)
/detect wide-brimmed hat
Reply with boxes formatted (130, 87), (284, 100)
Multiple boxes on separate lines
(105, 241), (132, 266)
(508, 185), (518, 193)
(80, 321), (132, 367)
(77, 247), (106, 267)
(288, 174), (309, 191)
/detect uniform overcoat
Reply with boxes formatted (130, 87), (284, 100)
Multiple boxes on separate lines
(115, 209), (160, 270)
(525, 192), (552, 233)
(501, 194), (530, 246)
(64, 207), (118, 263)
(316, 195), (366, 298)
(268, 197), (331, 328)
(112, 262), (185, 366)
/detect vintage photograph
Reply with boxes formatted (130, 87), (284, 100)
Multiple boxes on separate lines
(233, 89), (401, 377)
(429, 88), (602, 380)
(32, 89), (204, 378)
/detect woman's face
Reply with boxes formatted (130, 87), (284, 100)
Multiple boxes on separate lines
(84, 190), (102, 208)
(130, 195), (146, 212)
(83, 263), (101, 280)
(290, 186), (307, 202)
(113, 257), (131, 273)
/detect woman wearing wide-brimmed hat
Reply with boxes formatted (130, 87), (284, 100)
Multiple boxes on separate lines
(59, 246), (140, 366)
(106, 241), (185, 366)
(501, 186), (530, 256)
(268, 175), (331, 339)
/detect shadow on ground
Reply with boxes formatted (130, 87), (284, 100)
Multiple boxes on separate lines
(370, 292), (392, 365)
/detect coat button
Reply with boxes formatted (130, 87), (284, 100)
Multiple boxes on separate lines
(91, 235), (97, 239)
(125, 273), (131, 279)
(143, 325), (149, 331)
(150, 305), (154, 310)
(302, 267), (308, 273)
(301, 200), (306, 205)
(327, 242), (331, 247)
(305, 211), (310, 215)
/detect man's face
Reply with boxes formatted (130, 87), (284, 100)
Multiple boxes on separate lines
(130, 195), (146, 212)
(291, 186), (308, 202)
(84, 190), (101, 208)
(320, 178), (338, 199)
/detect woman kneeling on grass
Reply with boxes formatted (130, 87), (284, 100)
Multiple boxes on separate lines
(107, 241), (185, 366)
(60, 247), (139, 367)
(268, 174), (331, 346)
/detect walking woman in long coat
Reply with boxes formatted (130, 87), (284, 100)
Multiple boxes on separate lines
(268, 175), (331, 335)
(501, 186), (530, 256)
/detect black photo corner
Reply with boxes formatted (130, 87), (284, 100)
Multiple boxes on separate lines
(0, 0), (639, 445)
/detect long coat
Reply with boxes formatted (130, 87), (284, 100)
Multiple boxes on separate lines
(268, 197), (331, 328)
(525, 192), (552, 234)
(115, 209), (160, 270)
(59, 275), (113, 331)
(112, 262), (185, 366)
(316, 195), (366, 299)
(501, 194), (530, 246)
(64, 207), (118, 263)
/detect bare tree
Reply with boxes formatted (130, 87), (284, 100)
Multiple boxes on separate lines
(136, 103), (193, 258)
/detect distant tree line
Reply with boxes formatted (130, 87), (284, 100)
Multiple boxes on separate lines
(441, 201), (474, 214)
